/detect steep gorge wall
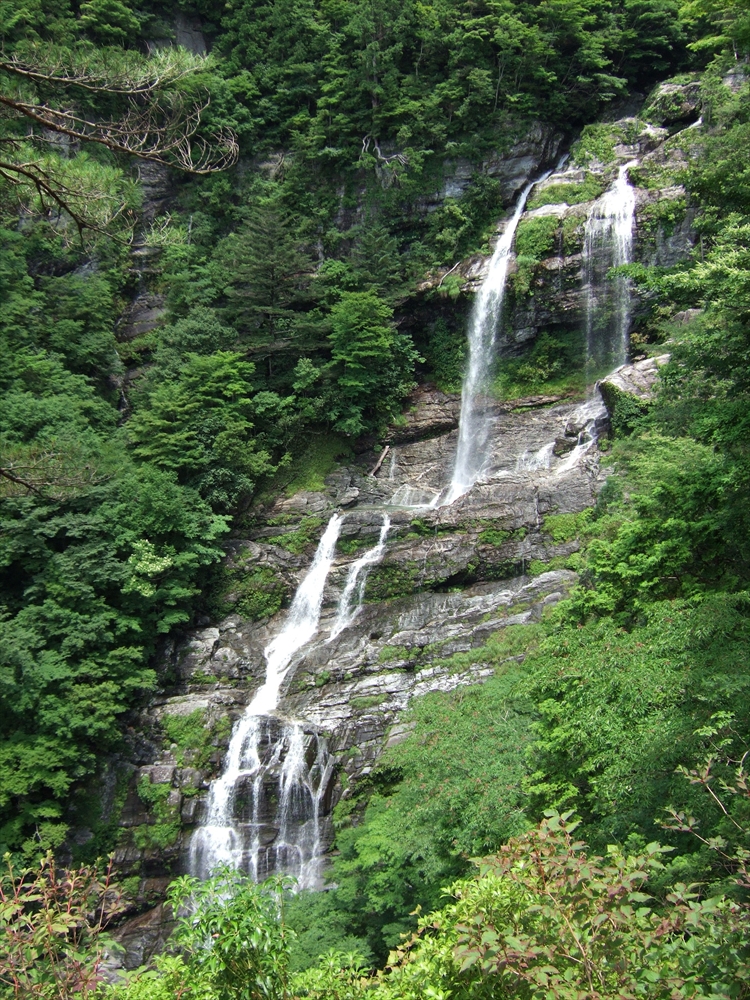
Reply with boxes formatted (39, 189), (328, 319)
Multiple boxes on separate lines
(94, 79), (702, 965)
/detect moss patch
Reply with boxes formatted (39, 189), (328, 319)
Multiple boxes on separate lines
(598, 383), (653, 436)
(350, 694), (389, 710)
(527, 174), (607, 209)
(207, 562), (288, 622)
(133, 776), (181, 851)
(364, 562), (421, 602)
(542, 509), (595, 543)
(261, 434), (353, 498)
(571, 121), (641, 166)
(160, 708), (231, 770)
(514, 215), (560, 260)
(267, 516), (325, 554)
(478, 526), (527, 545)
(495, 330), (587, 400)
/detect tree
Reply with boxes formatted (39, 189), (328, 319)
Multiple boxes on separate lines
(327, 290), (419, 436)
(0, 43), (238, 238)
(128, 351), (286, 509)
(222, 200), (319, 350)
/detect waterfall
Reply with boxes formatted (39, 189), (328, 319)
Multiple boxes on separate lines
(189, 514), (343, 886)
(583, 162), (637, 374)
(442, 176), (547, 505)
(328, 515), (390, 642)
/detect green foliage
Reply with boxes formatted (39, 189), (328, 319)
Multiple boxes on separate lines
(598, 381), (652, 435)
(514, 216), (560, 262)
(168, 869), (293, 1000)
(495, 331), (585, 398)
(420, 317), (465, 392)
(294, 668), (531, 965)
(542, 509), (594, 543)
(160, 709), (220, 770)
(327, 292), (419, 436)
(364, 562), (420, 602)
(477, 527), (512, 545)
(221, 199), (319, 346)
(572, 121), (635, 166)
(212, 564), (288, 622)
(527, 175), (607, 209)
(520, 596), (750, 854)
(133, 775), (181, 851)
(295, 803), (750, 999)
(128, 351), (285, 510)
(0, 853), (120, 999)
(267, 517), (325, 555)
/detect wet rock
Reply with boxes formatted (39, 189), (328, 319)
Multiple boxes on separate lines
(174, 12), (207, 54)
(109, 903), (176, 972)
(337, 486), (360, 507)
(672, 308), (703, 325)
(553, 436), (577, 456)
(117, 293), (166, 341)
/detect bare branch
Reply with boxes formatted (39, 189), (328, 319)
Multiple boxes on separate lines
(0, 93), (238, 173)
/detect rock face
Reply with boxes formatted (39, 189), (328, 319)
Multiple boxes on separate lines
(644, 81), (701, 126)
(415, 110), (697, 358)
(437, 123), (564, 205)
(112, 394), (606, 892)
(385, 385), (460, 444)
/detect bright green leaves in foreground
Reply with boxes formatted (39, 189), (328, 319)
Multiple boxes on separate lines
(100, 805), (750, 1000)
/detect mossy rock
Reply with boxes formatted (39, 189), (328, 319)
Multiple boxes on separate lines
(598, 382), (652, 436)
(365, 562), (421, 602)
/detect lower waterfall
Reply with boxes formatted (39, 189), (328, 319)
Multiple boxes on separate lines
(189, 514), (343, 886)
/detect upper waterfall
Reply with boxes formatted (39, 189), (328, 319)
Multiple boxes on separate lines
(442, 176), (546, 505)
(583, 161), (637, 374)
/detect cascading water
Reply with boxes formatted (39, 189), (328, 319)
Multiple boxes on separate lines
(189, 514), (343, 887)
(443, 175), (548, 505)
(328, 515), (390, 642)
(583, 162), (637, 373)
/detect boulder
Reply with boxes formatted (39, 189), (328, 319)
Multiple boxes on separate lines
(599, 355), (670, 404)
(644, 82), (701, 126)
(598, 355), (670, 433)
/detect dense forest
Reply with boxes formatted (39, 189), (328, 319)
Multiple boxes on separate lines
(2, 0), (750, 996)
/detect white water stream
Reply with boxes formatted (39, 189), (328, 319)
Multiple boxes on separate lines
(189, 514), (343, 885)
(329, 515), (391, 642)
(583, 162), (637, 371)
(442, 175), (548, 505)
